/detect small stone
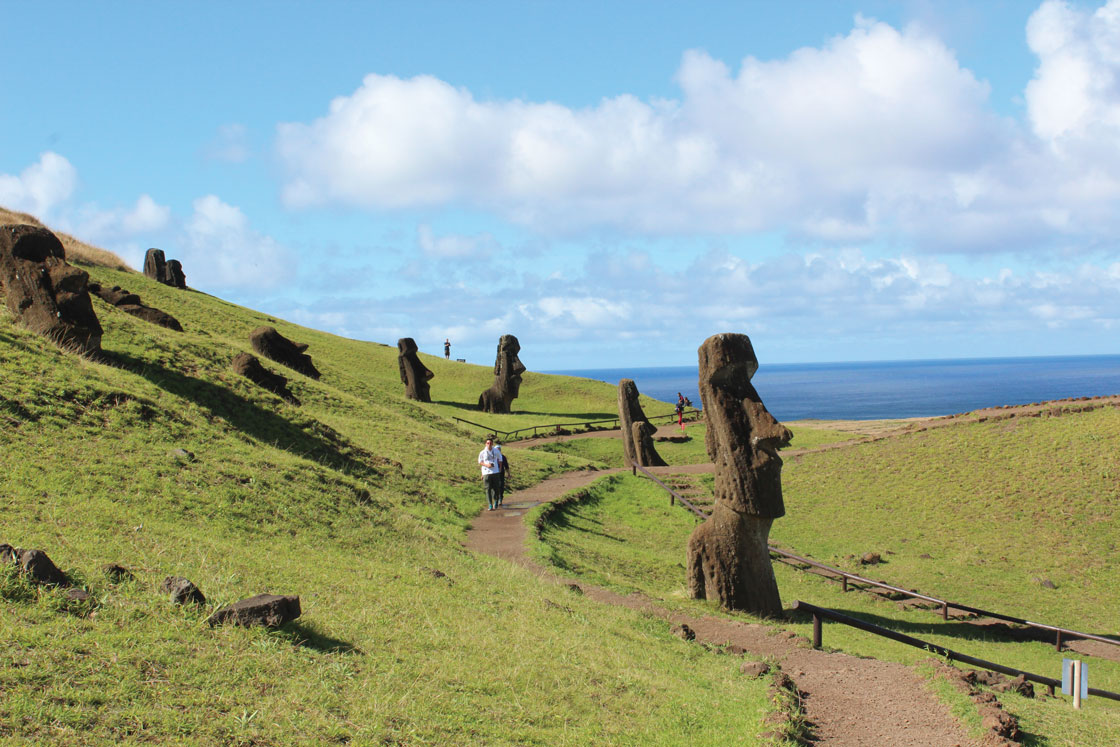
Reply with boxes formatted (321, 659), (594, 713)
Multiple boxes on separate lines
(740, 661), (770, 678)
(207, 593), (301, 628)
(169, 448), (195, 462)
(19, 549), (69, 586)
(919, 553), (933, 559)
(860, 552), (882, 565)
(65, 588), (91, 603)
(567, 583), (583, 595)
(671, 623), (695, 641)
(161, 576), (205, 605)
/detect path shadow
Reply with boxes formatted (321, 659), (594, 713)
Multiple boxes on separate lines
(278, 621), (363, 654)
(106, 350), (381, 480)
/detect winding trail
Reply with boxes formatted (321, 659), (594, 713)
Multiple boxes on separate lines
(464, 467), (976, 747)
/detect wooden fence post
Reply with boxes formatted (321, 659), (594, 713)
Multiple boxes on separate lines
(812, 614), (822, 649)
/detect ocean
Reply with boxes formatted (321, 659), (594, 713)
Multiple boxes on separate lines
(547, 355), (1120, 421)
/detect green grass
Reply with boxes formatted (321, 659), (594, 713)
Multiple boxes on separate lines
(526, 419), (860, 470)
(783, 423), (864, 450)
(0, 259), (786, 744)
(530, 458), (1120, 744)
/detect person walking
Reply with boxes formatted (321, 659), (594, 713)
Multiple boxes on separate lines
(493, 439), (510, 507)
(444, 338), (451, 360)
(478, 436), (501, 511)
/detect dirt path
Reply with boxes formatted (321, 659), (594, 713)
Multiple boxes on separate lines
(465, 469), (977, 747)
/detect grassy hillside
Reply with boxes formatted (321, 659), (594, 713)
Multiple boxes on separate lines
(531, 411), (1120, 744)
(0, 251), (782, 743)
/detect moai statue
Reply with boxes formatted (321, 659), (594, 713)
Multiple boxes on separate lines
(231, 352), (299, 404)
(0, 224), (103, 356)
(165, 259), (186, 289)
(686, 333), (792, 617)
(617, 379), (667, 467)
(143, 248), (167, 283)
(478, 334), (526, 414)
(143, 248), (187, 288)
(249, 326), (321, 380)
(397, 337), (434, 402)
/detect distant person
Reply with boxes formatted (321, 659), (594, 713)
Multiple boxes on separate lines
(478, 436), (501, 511)
(676, 392), (686, 431)
(494, 439), (510, 507)
(444, 338), (451, 360)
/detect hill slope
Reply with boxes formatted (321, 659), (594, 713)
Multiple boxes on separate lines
(0, 225), (780, 744)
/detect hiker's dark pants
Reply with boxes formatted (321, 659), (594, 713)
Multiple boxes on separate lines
(484, 473), (502, 508)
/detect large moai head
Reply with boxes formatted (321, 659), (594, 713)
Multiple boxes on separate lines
(478, 334), (526, 413)
(143, 248), (187, 288)
(698, 333), (789, 518)
(686, 332), (790, 616)
(249, 326), (321, 380)
(143, 248), (167, 282)
(397, 337), (434, 402)
(0, 224), (103, 356)
(495, 334), (526, 399)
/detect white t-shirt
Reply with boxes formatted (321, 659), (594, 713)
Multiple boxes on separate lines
(478, 447), (500, 475)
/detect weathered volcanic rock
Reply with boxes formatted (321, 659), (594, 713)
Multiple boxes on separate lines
(143, 249), (187, 288)
(165, 259), (186, 289)
(160, 576), (205, 605)
(478, 335), (526, 414)
(18, 549), (70, 586)
(88, 282), (183, 331)
(249, 326), (320, 379)
(143, 248), (167, 282)
(617, 378), (667, 467)
(0, 224), (103, 356)
(207, 593), (301, 628)
(2, 544), (70, 586)
(397, 337), (434, 402)
(117, 304), (183, 331)
(231, 352), (298, 404)
(686, 333), (792, 617)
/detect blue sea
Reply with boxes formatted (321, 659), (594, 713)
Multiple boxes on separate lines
(547, 355), (1120, 421)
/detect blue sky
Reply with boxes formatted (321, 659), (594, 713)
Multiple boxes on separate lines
(3, 0), (1120, 369)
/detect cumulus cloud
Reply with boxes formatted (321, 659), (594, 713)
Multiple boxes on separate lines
(0, 152), (77, 219)
(275, 18), (1011, 243)
(69, 194), (172, 244)
(181, 195), (294, 289)
(274, 4), (1120, 255)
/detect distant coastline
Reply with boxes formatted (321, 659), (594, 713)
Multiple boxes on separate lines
(546, 354), (1120, 421)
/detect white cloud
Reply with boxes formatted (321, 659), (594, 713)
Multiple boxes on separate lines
(275, 18), (1010, 243)
(181, 195), (293, 289)
(69, 194), (172, 244)
(271, 4), (1120, 256)
(0, 152), (77, 219)
(1026, 0), (1120, 142)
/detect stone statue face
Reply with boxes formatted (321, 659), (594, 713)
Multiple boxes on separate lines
(398, 338), (418, 355)
(699, 332), (784, 518)
(497, 335), (526, 397)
